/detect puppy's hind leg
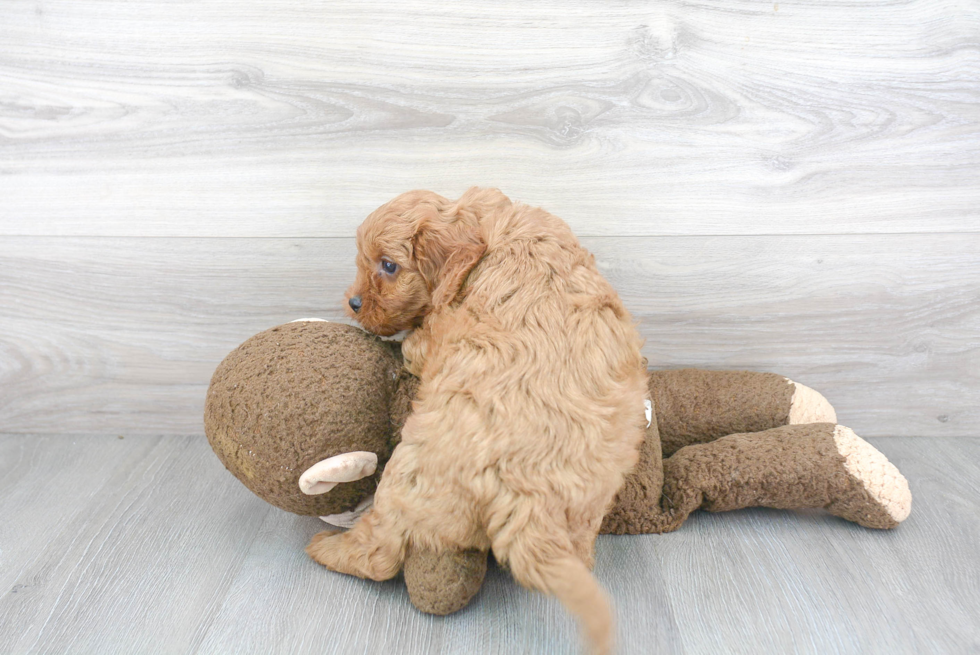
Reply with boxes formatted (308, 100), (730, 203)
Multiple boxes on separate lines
(306, 507), (406, 581)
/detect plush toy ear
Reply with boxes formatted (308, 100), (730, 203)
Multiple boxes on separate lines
(319, 494), (375, 528)
(430, 241), (486, 308)
(299, 451), (378, 495)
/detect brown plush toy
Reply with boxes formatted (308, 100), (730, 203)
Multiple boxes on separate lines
(205, 320), (911, 615)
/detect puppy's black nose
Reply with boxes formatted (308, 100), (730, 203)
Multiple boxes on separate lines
(348, 295), (362, 313)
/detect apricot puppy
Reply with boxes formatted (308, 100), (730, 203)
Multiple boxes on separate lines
(308, 187), (648, 654)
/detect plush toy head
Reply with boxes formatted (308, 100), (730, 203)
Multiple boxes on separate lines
(204, 320), (416, 516)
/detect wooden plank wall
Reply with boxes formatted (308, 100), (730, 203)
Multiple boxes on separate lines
(1, 0), (978, 438)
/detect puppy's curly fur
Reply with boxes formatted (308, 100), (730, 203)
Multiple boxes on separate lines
(309, 188), (647, 654)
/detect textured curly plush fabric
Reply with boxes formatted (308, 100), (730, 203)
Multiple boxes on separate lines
(205, 321), (911, 619)
(662, 422), (909, 530)
(403, 545), (488, 616)
(600, 417), (673, 535)
(601, 374), (909, 534)
(204, 321), (407, 516)
(410, 421), (911, 613)
(649, 369), (795, 457)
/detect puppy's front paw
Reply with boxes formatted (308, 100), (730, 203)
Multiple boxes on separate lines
(401, 330), (427, 377)
(403, 356), (423, 378)
(306, 529), (345, 568)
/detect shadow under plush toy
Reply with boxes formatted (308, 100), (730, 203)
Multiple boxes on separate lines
(205, 319), (911, 615)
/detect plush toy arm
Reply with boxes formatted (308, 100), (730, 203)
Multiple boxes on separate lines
(403, 545), (489, 615)
(662, 423), (911, 529)
(649, 369), (836, 456)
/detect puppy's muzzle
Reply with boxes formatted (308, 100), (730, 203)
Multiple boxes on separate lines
(348, 296), (362, 313)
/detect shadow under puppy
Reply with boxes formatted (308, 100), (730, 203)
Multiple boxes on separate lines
(307, 187), (648, 654)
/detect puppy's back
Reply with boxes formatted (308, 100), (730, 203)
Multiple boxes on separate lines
(415, 198), (646, 655)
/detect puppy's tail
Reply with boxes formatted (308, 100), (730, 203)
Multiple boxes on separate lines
(507, 545), (615, 655)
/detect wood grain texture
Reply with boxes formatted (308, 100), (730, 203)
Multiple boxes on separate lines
(2, 234), (976, 438)
(0, 435), (272, 654)
(1, 0), (978, 236)
(0, 434), (977, 654)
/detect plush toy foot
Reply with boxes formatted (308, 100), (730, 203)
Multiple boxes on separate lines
(661, 422), (912, 530)
(403, 545), (488, 615)
(319, 494), (375, 529)
(649, 370), (839, 456)
(787, 379), (837, 424)
(827, 425), (911, 528)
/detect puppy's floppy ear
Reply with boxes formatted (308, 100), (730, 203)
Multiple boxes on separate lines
(430, 240), (486, 308)
(411, 202), (486, 309)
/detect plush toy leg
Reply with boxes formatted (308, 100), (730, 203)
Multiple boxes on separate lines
(662, 423), (911, 529)
(649, 369), (836, 456)
(403, 545), (488, 615)
(601, 413), (683, 534)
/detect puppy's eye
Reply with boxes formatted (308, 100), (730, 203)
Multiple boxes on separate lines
(381, 259), (399, 275)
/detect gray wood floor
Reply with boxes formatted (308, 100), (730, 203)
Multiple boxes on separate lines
(1, 434), (977, 655)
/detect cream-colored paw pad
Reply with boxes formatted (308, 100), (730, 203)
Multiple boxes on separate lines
(786, 379), (838, 424)
(833, 425), (912, 523)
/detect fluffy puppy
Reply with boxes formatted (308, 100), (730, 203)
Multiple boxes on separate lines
(309, 187), (648, 654)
